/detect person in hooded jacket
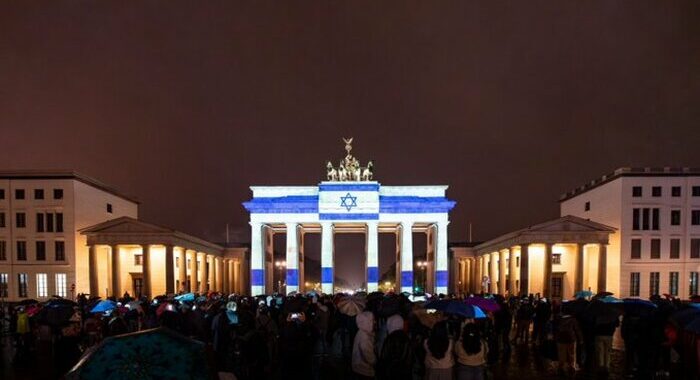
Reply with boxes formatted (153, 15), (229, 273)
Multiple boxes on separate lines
(352, 310), (377, 379)
(376, 314), (413, 380)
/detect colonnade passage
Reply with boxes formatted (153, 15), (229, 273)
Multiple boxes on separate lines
(249, 221), (450, 296)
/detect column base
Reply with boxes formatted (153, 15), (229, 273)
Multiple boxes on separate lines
(435, 286), (448, 295)
(322, 283), (333, 294)
(251, 285), (264, 296)
(286, 285), (299, 295)
(401, 286), (413, 294)
(367, 283), (378, 292)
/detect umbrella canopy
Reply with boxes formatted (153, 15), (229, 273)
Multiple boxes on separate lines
(562, 298), (589, 316)
(574, 290), (593, 299)
(685, 318), (700, 335)
(413, 307), (444, 328)
(174, 293), (195, 302)
(586, 299), (622, 325)
(337, 296), (366, 316)
(599, 296), (623, 303)
(672, 308), (700, 327)
(464, 297), (500, 312)
(623, 298), (658, 317)
(37, 304), (76, 327)
(65, 327), (211, 380)
(689, 303), (700, 309)
(45, 298), (78, 307)
(90, 300), (117, 313)
(594, 291), (614, 299)
(425, 299), (486, 319)
(25, 304), (42, 317)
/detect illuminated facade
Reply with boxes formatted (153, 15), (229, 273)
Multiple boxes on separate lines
(0, 171), (138, 302)
(560, 167), (700, 299)
(243, 139), (456, 295)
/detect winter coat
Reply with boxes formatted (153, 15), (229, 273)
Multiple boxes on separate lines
(352, 311), (377, 377)
(377, 329), (414, 380)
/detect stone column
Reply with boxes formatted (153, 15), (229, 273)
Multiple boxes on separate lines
(110, 245), (121, 297)
(435, 221), (449, 295)
(598, 244), (607, 292)
(141, 244), (151, 298)
(543, 244), (553, 298)
(285, 222), (299, 294)
(231, 260), (237, 293)
(366, 221), (379, 292)
(222, 259), (228, 293)
(575, 243), (585, 294)
(519, 244), (529, 296)
(499, 249), (507, 295)
(178, 248), (187, 292)
(400, 221), (414, 294)
(88, 245), (98, 296)
(321, 222), (334, 294)
(216, 257), (223, 292)
(199, 253), (207, 293)
(189, 250), (197, 293)
(165, 245), (174, 295)
(206, 255), (214, 292)
(250, 222), (264, 295)
(509, 247), (517, 295)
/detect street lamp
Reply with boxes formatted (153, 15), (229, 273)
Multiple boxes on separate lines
(275, 260), (286, 294)
(417, 261), (428, 292)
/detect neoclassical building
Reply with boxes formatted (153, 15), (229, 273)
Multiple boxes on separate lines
(452, 215), (615, 299)
(81, 217), (247, 298)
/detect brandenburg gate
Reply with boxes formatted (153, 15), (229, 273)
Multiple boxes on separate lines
(243, 138), (456, 296)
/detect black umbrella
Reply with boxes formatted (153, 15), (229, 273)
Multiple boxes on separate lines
(562, 298), (589, 316)
(37, 304), (76, 327)
(586, 299), (622, 325)
(45, 298), (78, 307)
(623, 298), (658, 317)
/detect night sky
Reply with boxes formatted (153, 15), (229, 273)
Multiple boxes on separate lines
(2, 2), (699, 286)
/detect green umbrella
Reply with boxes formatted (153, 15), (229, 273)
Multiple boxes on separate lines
(65, 327), (212, 380)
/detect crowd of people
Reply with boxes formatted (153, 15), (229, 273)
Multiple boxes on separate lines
(1, 290), (699, 380)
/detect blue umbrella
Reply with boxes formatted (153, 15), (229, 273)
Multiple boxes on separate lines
(575, 290), (593, 299)
(600, 296), (623, 303)
(623, 298), (657, 317)
(174, 293), (195, 302)
(685, 318), (700, 335)
(425, 299), (486, 318)
(689, 303), (700, 309)
(90, 300), (117, 313)
(672, 308), (700, 326)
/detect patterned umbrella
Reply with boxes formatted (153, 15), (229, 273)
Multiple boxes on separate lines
(337, 295), (366, 316)
(464, 297), (500, 312)
(65, 327), (211, 380)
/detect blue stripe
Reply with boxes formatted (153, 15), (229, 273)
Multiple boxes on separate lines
(436, 270), (448, 287)
(251, 269), (264, 286)
(321, 267), (333, 283)
(367, 267), (379, 283)
(401, 271), (413, 288)
(320, 213), (379, 220)
(286, 269), (299, 286)
(319, 183), (379, 192)
(379, 196), (456, 214)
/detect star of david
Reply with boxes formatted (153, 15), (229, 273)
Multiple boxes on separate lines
(339, 192), (358, 212)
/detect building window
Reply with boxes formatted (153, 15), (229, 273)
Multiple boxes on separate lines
(649, 272), (660, 297)
(53, 188), (63, 199)
(134, 254), (143, 266)
(0, 273), (7, 297)
(36, 213), (44, 232)
(34, 189), (44, 200)
(692, 210), (700, 226)
(55, 241), (65, 261)
(672, 186), (681, 197)
(631, 239), (642, 259)
(55, 273), (67, 298)
(0, 241), (5, 260)
(690, 272), (699, 296)
(36, 241), (46, 261)
(652, 186), (662, 197)
(633, 208), (640, 230)
(0, 212), (4, 228)
(16, 212), (26, 228)
(633, 186), (642, 197)
(584, 202), (590, 211)
(671, 210), (681, 226)
(0, 189), (4, 199)
(693, 186), (700, 197)
(551, 253), (562, 264)
(669, 272), (679, 296)
(17, 273), (28, 298)
(650, 239), (661, 259)
(46, 213), (54, 232)
(15, 189), (25, 200)
(652, 208), (659, 230)
(630, 272), (640, 297)
(16, 241), (26, 261)
(36, 273), (48, 298)
(107, 203), (113, 213)
(642, 208), (650, 230)
(670, 239), (680, 259)
(56, 213), (63, 233)
(691, 239), (700, 259)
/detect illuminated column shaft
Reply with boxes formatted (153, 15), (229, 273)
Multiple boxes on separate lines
(499, 249), (507, 295)
(285, 222), (299, 294)
(178, 248), (187, 292)
(400, 221), (414, 294)
(188, 250), (197, 293)
(321, 222), (334, 294)
(366, 221), (379, 292)
(250, 222), (265, 295)
(435, 221), (449, 295)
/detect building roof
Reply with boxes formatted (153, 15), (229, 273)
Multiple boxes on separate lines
(80, 216), (223, 253)
(0, 170), (139, 204)
(559, 167), (700, 202)
(474, 215), (616, 254)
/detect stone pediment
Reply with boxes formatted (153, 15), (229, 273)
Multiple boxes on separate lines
(524, 216), (616, 234)
(80, 216), (173, 234)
